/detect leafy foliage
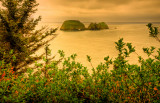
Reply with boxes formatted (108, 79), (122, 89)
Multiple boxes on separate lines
(146, 23), (160, 42)
(0, 1), (159, 102)
(0, 38), (159, 102)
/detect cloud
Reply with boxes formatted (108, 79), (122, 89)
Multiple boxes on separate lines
(36, 0), (160, 22)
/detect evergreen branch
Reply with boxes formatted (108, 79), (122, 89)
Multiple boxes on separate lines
(18, 0), (38, 29)
(5, 0), (18, 21)
(27, 29), (57, 48)
(21, 16), (42, 34)
(30, 36), (56, 54)
(17, 53), (45, 71)
(0, 13), (11, 32)
(0, 0), (57, 72)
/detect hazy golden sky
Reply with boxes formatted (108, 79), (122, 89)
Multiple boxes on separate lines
(36, 0), (160, 22)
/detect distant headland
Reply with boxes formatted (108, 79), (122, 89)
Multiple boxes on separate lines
(60, 20), (109, 31)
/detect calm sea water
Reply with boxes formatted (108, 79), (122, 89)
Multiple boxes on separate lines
(36, 22), (160, 72)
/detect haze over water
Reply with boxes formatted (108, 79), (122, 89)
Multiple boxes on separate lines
(37, 22), (160, 73)
(35, 0), (160, 73)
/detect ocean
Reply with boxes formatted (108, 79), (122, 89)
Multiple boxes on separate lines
(36, 22), (160, 73)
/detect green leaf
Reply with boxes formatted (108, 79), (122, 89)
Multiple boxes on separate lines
(9, 50), (14, 55)
(87, 55), (91, 62)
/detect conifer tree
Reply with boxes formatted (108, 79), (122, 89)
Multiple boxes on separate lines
(0, 0), (57, 72)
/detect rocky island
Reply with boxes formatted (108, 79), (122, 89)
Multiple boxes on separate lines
(88, 22), (109, 30)
(60, 20), (109, 31)
(60, 20), (85, 31)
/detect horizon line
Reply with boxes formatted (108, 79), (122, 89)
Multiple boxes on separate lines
(40, 21), (160, 23)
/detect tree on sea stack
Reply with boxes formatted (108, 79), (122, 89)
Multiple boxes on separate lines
(0, 0), (57, 72)
(60, 20), (85, 31)
(88, 22), (109, 30)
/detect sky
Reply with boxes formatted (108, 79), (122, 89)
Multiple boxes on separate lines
(35, 0), (160, 22)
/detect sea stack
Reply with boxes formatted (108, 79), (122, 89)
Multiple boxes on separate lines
(88, 22), (109, 30)
(60, 20), (85, 31)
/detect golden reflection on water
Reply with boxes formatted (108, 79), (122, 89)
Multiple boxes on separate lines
(36, 23), (160, 73)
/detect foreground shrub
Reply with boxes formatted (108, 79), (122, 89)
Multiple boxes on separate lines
(0, 38), (159, 103)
